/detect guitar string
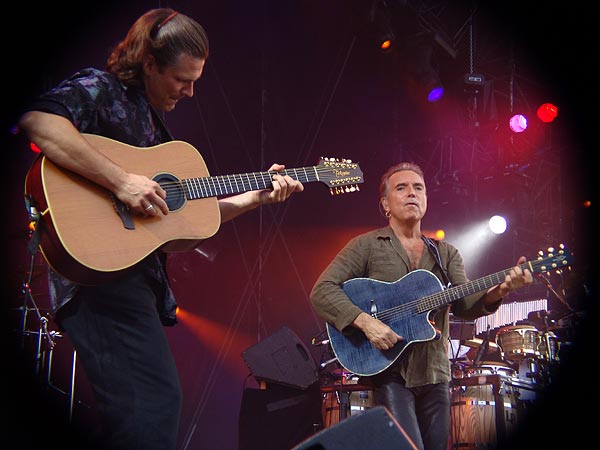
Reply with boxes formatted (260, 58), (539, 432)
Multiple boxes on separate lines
(370, 260), (554, 325)
(155, 166), (355, 197)
(157, 166), (342, 187)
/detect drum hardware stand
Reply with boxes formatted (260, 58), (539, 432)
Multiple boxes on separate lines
(17, 210), (85, 424)
(473, 325), (491, 367)
(314, 334), (352, 425)
(331, 381), (351, 423)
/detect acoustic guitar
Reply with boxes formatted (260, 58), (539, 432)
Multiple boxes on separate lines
(25, 133), (363, 285)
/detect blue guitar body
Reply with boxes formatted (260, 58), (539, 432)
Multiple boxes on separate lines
(326, 270), (445, 376)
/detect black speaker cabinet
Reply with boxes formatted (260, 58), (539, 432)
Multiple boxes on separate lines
(292, 406), (418, 450)
(241, 326), (318, 389)
(238, 382), (322, 450)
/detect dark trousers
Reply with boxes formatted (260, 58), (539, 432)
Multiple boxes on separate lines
(57, 271), (182, 450)
(373, 372), (450, 450)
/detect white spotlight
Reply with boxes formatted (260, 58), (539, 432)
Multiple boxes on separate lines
(488, 215), (507, 234)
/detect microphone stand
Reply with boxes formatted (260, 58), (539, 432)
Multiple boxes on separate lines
(473, 325), (491, 367)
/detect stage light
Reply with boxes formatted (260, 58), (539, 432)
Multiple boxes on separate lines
(509, 114), (528, 133)
(370, 0), (395, 54)
(537, 102), (558, 123)
(488, 215), (507, 234)
(434, 229), (445, 240)
(427, 84), (444, 103)
(29, 141), (41, 153)
(379, 37), (393, 52)
(412, 45), (444, 103)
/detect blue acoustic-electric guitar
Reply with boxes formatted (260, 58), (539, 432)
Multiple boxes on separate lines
(326, 247), (572, 376)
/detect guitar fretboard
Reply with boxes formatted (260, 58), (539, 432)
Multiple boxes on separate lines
(182, 167), (319, 199)
(415, 252), (569, 314)
(416, 266), (521, 314)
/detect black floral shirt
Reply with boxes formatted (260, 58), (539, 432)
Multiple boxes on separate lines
(28, 68), (178, 325)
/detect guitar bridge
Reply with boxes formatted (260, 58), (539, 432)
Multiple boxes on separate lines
(110, 193), (135, 230)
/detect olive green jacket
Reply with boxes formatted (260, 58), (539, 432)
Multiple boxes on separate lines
(310, 226), (501, 388)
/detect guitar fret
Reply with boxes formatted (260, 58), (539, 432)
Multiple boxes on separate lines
(226, 175), (234, 194)
(291, 168), (300, 182)
(196, 177), (203, 197)
(198, 177), (207, 198)
(189, 178), (200, 199)
(261, 171), (270, 188)
(205, 178), (216, 196)
(183, 180), (191, 199)
(195, 179), (203, 199)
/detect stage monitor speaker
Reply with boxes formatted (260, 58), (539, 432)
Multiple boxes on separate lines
(292, 406), (418, 450)
(238, 382), (322, 450)
(241, 326), (318, 389)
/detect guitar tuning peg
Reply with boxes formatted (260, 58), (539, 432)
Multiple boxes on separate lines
(548, 246), (555, 254)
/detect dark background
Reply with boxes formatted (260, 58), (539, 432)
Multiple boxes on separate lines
(4, 1), (595, 449)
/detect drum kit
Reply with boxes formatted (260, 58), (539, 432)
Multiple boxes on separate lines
(450, 315), (568, 449)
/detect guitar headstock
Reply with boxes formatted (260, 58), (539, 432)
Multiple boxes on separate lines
(316, 157), (364, 195)
(530, 244), (574, 275)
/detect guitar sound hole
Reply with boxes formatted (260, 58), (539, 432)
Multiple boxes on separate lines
(154, 173), (185, 211)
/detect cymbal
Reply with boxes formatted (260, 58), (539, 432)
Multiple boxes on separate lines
(463, 338), (499, 351)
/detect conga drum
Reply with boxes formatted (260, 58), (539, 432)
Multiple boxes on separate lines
(496, 325), (540, 361)
(451, 362), (518, 449)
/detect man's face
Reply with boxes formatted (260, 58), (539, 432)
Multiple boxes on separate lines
(384, 170), (427, 222)
(143, 52), (205, 112)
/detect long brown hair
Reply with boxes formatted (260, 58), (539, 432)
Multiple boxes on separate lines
(106, 8), (209, 86)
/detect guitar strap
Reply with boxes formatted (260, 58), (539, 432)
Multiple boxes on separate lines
(422, 235), (452, 288)
(149, 104), (175, 142)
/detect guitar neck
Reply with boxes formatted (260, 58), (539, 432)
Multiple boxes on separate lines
(416, 253), (568, 313)
(417, 266), (519, 313)
(183, 167), (318, 199)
